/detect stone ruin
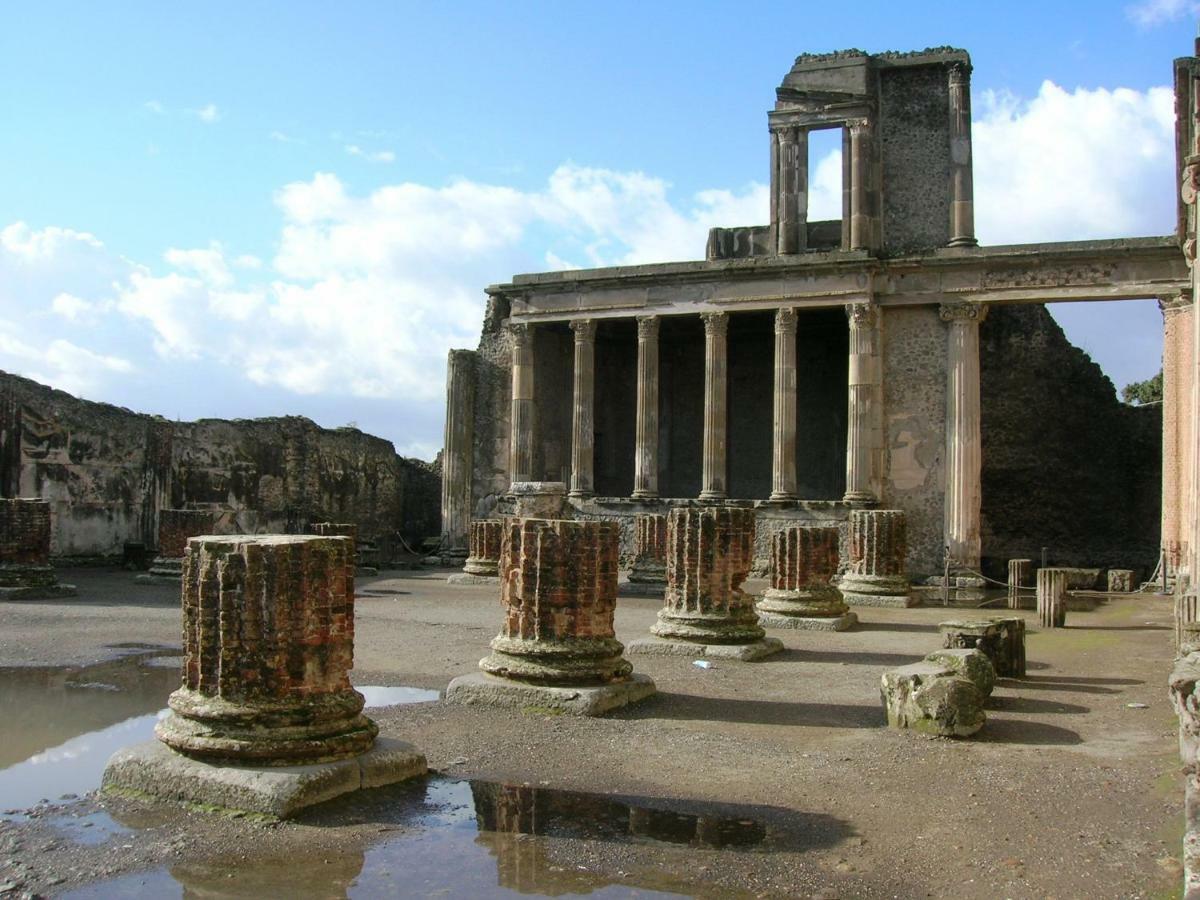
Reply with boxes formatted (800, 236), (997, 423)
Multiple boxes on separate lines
(138, 508), (217, 583)
(0, 498), (76, 599)
(628, 507), (783, 660)
(625, 513), (668, 595)
(312, 521), (380, 576)
(939, 617), (1026, 679)
(840, 509), (911, 607)
(1036, 568), (1068, 628)
(104, 534), (426, 817)
(1006, 558), (1032, 609)
(448, 518), (503, 585)
(756, 524), (857, 631)
(445, 516), (655, 715)
(880, 659), (986, 738)
(1108, 568), (1135, 593)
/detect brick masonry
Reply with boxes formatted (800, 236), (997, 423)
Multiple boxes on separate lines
(771, 525), (839, 591)
(158, 509), (218, 558)
(0, 498), (51, 566)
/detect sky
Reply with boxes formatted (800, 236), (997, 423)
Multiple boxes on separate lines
(0, 1), (1194, 459)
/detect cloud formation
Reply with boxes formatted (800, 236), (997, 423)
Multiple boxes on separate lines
(1126, 0), (1200, 27)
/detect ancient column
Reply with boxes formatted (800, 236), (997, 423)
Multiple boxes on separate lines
(463, 519), (504, 578)
(1007, 558), (1032, 610)
(700, 312), (729, 501)
(844, 303), (882, 503)
(509, 324), (534, 486)
(774, 126), (808, 255)
(770, 307), (799, 501)
(848, 119), (874, 252)
(146, 508), (217, 579)
(441, 349), (475, 556)
(941, 302), (987, 571)
(757, 525), (857, 631)
(1037, 567), (1068, 629)
(630, 507), (782, 659)
(840, 509), (912, 607)
(157, 535), (377, 763)
(627, 513), (668, 590)
(947, 61), (978, 248)
(569, 319), (597, 498)
(0, 498), (73, 597)
(632, 315), (660, 499)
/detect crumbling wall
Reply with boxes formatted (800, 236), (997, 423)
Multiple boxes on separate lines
(979, 304), (1161, 577)
(0, 372), (440, 559)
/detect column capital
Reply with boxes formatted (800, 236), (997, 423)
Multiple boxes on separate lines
(947, 60), (972, 86)
(774, 306), (798, 335)
(507, 322), (530, 346)
(844, 302), (877, 328)
(1161, 291), (1194, 314)
(701, 311), (729, 337)
(848, 118), (872, 138)
(636, 315), (660, 340)
(570, 318), (597, 342)
(939, 302), (988, 325)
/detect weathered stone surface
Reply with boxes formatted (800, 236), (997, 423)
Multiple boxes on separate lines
(1007, 558), (1031, 609)
(479, 518), (636, 686)
(102, 736), (425, 819)
(880, 662), (985, 737)
(987, 616), (1027, 678)
(757, 525), (857, 630)
(156, 534), (378, 765)
(841, 509), (913, 607)
(1171, 652), (1200, 771)
(159, 509), (218, 558)
(628, 513), (667, 586)
(444, 672), (656, 716)
(1037, 568), (1068, 628)
(923, 648), (995, 697)
(1108, 568), (1135, 593)
(463, 519), (503, 577)
(313, 522), (376, 577)
(509, 482), (566, 519)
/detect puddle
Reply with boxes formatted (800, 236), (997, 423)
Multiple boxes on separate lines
(68, 777), (849, 898)
(0, 653), (439, 814)
(47, 810), (131, 846)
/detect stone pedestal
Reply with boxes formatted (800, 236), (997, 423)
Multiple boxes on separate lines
(939, 617), (1025, 679)
(629, 507), (782, 660)
(0, 498), (76, 599)
(757, 525), (856, 631)
(880, 662), (985, 737)
(840, 509), (912, 607)
(625, 513), (667, 594)
(510, 482), (566, 519)
(450, 519), (504, 584)
(1037, 568), (1068, 628)
(1007, 559), (1032, 609)
(104, 534), (425, 816)
(1108, 569), (1135, 593)
(446, 518), (655, 715)
(138, 509), (217, 584)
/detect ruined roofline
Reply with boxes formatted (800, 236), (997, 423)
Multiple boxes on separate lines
(486, 235), (1180, 295)
(786, 46), (970, 71)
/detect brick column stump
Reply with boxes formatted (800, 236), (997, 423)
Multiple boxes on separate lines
(0, 498), (76, 600)
(103, 535), (426, 817)
(625, 513), (668, 596)
(757, 525), (857, 631)
(313, 522), (379, 577)
(446, 518), (655, 715)
(137, 508), (217, 583)
(449, 519), (504, 585)
(628, 507), (783, 661)
(840, 509), (913, 607)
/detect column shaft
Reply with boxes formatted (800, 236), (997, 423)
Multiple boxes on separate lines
(771, 307), (798, 500)
(947, 62), (978, 247)
(508, 324), (534, 485)
(849, 121), (873, 252)
(940, 303), (987, 569)
(700, 312), (729, 500)
(775, 127), (808, 255)
(441, 349), (475, 553)
(844, 304), (881, 502)
(569, 319), (596, 498)
(633, 316), (660, 499)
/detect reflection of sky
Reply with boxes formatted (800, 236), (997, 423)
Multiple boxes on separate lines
(0, 687), (434, 813)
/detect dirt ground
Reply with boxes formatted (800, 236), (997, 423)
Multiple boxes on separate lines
(0, 566), (1187, 898)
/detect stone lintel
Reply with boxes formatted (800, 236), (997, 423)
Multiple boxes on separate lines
(102, 737), (426, 819)
(444, 672), (656, 716)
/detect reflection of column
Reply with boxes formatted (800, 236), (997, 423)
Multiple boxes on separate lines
(774, 127), (808, 255)
(569, 320), (596, 498)
(441, 349), (475, 554)
(848, 120), (873, 252)
(940, 302), (987, 569)
(844, 303), (881, 503)
(632, 316), (660, 499)
(509, 324), (534, 485)
(947, 62), (978, 247)
(770, 307), (798, 501)
(700, 312), (729, 501)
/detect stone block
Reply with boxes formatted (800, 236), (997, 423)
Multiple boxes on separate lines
(1171, 652), (1200, 771)
(1108, 569), (1135, 593)
(880, 662), (985, 738)
(444, 672), (657, 716)
(923, 648), (995, 697)
(626, 636), (784, 661)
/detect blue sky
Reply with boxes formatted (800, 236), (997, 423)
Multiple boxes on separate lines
(0, 1), (1193, 457)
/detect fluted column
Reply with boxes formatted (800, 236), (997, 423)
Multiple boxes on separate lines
(848, 120), (874, 252)
(844, 303), (881, 503)
(632, 315), (660, 499)
(508, 324), (534, 485)
(947, 61), (978, 247)
(771, 307), (798, 501)
(700, 312), (729, 500)
(441, 349), (475, 554)
(569, 319), (597, 498)
(773, 127), (808, 255)
(940, 302), (987, 570)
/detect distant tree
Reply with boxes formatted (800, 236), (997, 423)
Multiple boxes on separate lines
(1121, 370), (1163, 405)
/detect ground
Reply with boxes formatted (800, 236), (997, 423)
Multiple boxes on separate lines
(0, 567), (1186, 899)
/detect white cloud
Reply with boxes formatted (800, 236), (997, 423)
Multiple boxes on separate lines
(164, 242), (234, 287)
(270, 130), (302, 144)
(50, 292), (92, 321)
(193, 103), (220, 124)
(345, 144), (395, 164)
(1126, 0), (1200, 26)
(973, 81), (1176, 244)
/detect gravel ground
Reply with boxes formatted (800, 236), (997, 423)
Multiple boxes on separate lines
(0, 567), (1185, 898)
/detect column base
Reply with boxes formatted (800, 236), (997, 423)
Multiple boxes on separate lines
(462, 557), (499, 577)
(479, 635), (633, 685)
(947, 236), (979, 248)
(756, 610), (858, 632)
(567, 490), (594, 499)
(445, 671), (656, 716)
(698, 491), (727, 501)
(768, 491), (798, 502)
(840, 574), (914, 607)
(842, 491), (878, 504)
(626, 636), (783, 661)
(630, 490), (660, 501)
